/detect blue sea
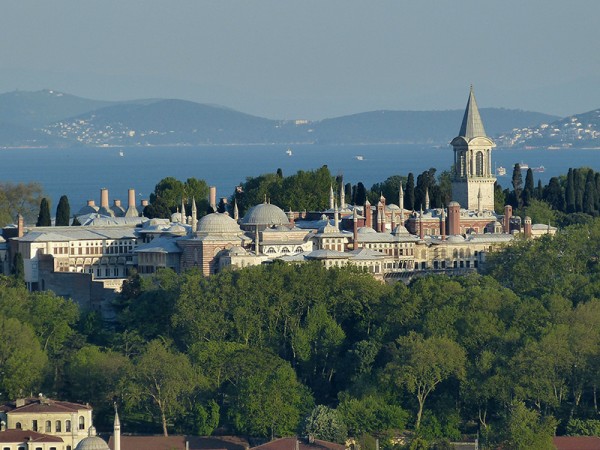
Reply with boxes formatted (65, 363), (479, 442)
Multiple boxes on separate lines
(0, 144), (599, 211)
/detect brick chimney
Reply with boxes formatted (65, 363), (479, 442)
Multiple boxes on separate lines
(209, 186), (217, 211)
(448, 201), (461, 236)
(504, 205), (512, 233)
(524, 216), (532, 238)
(100, 188), (109, 209)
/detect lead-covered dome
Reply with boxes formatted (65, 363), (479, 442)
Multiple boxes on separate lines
(75, 427), (109, 450)
(197, 213), (241, 234)
(241, 203), (289, 226)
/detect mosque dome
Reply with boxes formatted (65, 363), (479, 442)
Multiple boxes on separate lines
(75, 427), (109, 450)
(167, 224), (187, 235)
(241, 203), (289, 226)
(357, 226), (377, 234)
(447, 235), (465, 243)
(391, 225), (410, 235)
(228, 246), (248, 256)
(197, 213), (241, 234)
(448, 201), (461, 207)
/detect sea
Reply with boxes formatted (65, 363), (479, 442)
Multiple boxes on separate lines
(1, 144), (599, 212)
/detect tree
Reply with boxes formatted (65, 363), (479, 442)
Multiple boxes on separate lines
(124, 340), (197, 436)
(523, 168), (535, 207)
(0, 181), (44, 226)
(544, 177), (565, 211)
(355, 182), (367, 206)
(55, 195), (71, 226)
(36, 197), (51, 226)
(303, 405), (348, 443)
(498, 401), (556, 450)
(511, 164), (523, 208)
(0, 316), (48, 398)
(338, 393), (408, 437)
(566, 169), (576, 213)
(12, 252), (24, 282)
(406, 173), (415, 210)
(228, 351), (313, 439)
(387, 333), (466, 429)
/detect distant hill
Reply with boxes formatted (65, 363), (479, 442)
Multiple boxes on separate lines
(305, 108), (559, 144)
(0, 89), (116, 128)
(0, 89), (564, 147)
(497, 109), (600, 148)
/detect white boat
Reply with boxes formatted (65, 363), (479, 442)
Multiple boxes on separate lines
(519, 161), (529, 170)
(119, 150), (124, 157)
(286, 148), (293, 156)
(496, 166), (506, 176)
(355, 155), (364, 161)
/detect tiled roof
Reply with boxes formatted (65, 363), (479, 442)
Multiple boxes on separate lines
(251, 437), (344, 450)
(458, 86), (487, 139)
(553, 436), (600, 450)
(107, 435), (248, 450)
(2, 398), (91, 414)
(0, 429), (64, 443)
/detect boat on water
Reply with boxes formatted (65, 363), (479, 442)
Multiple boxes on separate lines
(518, 162), (529, 170)
(286, 148), (292, 156)
(119, 150), (124, 157)
(532, 165), (545, 173)
(496, 166), (506, 176)
(355, 155), (364, 161)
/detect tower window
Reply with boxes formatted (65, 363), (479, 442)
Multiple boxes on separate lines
(476, 151), (484, 176)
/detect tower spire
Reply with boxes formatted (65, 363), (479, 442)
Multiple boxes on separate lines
(459, 86), (487, 139)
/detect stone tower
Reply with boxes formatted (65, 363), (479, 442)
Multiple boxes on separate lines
(450, 87), (496, 211)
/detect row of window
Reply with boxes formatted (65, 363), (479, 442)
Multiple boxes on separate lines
(14, 416), (85, 433)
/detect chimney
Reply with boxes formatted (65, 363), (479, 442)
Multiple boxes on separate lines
(504, 205), (512, 233)
(17, 214), (24, 238)
(113, 199), (121, 208)
(353, 209), (359, 249)
(448, 201), (461, 236)
(441, 209), (446, 241)
(125, 189), (139, 217)
(287, 209), (295, 225)
(141, 199), (149, 207)
(365, 200), (372, 229)
(101, 188), (109, 209)
(419, 209), (424, 240)
(209, 186), (217, 211)
(87, 200), (96, 207)
(524, 216), (532, 238)
(391, 212), (396, 230)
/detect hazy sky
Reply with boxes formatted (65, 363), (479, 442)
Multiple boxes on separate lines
(1, 1), (599, 119)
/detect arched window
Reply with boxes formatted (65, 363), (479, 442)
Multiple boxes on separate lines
(65, 420), (71, 432)
(79, 416), (85, 430)
(475, 151), (484, 176)
(281, 247), (290, 253)
(46, 420), (51, 432)
(55, 420), (62, 432)
(15, 422), (22, 430)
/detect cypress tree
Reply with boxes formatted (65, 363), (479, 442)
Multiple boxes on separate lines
(536, 180), (543, 200)
(544, 177), (565, 211)
(36, 197), (51, 226)
(345, 183), (352, 202)
(523, 169), (534, 206)
(583, 180), (596, 215)
(595, 172), (600, 211)
(566, 169), (575, 213)
(12, 252), (24, 282)
(574, 169), (584, 212)
(355, 182), (367, 206)
(406, 173), (415, 210)
(511, 164), (523, 208)
(55, 195), (70, 226)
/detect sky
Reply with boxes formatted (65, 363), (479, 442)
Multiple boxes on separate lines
(1, 1), (599, 120)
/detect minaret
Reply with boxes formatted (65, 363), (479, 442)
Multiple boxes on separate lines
(181, 197), (186, 221)
(353, 207), (359, 249)
(191, 197), (198, 232)
(451, 86), (496, 211)
(425, 188), (430, 210)
(233, 200), (239, 221)
(329, 185), (334, 210)
(114, 404), (121, 450)
(340, 181), (346, 208)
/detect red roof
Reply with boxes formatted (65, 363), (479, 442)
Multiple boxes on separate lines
(107, 435), (248, 450)
(1, 397), (91, 414)
(0, 429), (64, 443)
(554, 436), (600, 450)
(251, 437), (344, 450)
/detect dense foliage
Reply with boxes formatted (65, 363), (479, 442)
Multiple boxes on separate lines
(0, 181), (44, 226)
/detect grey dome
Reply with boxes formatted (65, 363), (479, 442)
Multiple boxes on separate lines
(391, 225), (410, 235)
(447, 235), (465, 243)
(75, 428), (109, 450)
(241, 203), (289, 226)
(228, 246), (248, 256)
(197, 213), (241, 234)
(358, 227), (377, 234)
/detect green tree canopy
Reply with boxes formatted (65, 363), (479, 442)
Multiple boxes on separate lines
(55, 195), (71, 226)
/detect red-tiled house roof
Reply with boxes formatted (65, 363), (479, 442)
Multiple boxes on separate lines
(107, 435), (249, 450)
(251, 437), (344, 450)
(0, 429), (64, 443)
(1, 398), (91, 414)
(553, 436), (600, 450)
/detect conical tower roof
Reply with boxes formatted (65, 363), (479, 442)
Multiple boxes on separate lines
(458, 86), (487, 139)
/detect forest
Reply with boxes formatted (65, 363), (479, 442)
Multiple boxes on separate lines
(4, 166), (600, 450)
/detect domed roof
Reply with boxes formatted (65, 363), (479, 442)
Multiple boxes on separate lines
(197, 213), (241, 234)
(447, 235), (465, 243)
(448, 201), (461, 207)
(386, 204), (401, 210)
(358, 226), (377, 234)
(167, 224), (187, 235)
(241, 203), (289, 226)
(391, 225), (410, 235)
(75, 428), (109, 450)
(228, 246), (248, 256)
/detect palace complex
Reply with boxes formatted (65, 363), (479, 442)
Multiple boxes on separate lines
(0, 88), (556, 317)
